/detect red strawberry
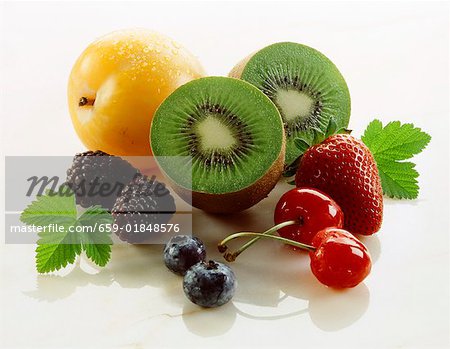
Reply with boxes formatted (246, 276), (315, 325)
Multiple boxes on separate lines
(295, 134), (383, 236)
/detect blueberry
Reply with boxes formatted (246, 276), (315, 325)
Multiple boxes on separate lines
(183, 260), (237, 308)
(163, 235), (206, 275)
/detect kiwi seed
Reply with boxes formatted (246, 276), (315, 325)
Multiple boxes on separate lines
(230, 42), (351, 167)
(150, 76), (285, 213)
(181, 103), (254, 167)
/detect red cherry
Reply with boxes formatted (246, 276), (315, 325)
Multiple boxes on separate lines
(274, 187), (344, 245)
(309, 228), (372, 288)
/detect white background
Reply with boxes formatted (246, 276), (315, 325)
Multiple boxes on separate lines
(0, 1), (449, 348)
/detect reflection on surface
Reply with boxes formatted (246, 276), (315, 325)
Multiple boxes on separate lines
(308, 284), (370, 331)
(232, 245), (370, 332)
(359, 235), (381, 263)
(25, 181), (375, 337)
(25, 265), (113, 301)
(182, 302), (237, 337)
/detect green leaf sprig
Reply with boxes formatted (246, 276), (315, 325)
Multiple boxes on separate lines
(362, 119), (431, 199)
(290, 117), (431, 200)
(20, 188), (113, 273)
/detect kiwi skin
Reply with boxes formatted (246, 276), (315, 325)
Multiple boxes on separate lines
(171, 138), (285, 214)
(150, 76), (286, 214)
(229, 52), (255, 79)
(230, 42), (351, 167)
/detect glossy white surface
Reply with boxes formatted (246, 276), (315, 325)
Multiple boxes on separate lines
(0, 2), (449, 348)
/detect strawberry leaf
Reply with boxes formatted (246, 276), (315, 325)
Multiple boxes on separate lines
(294, 138), (311, 155)
(325, 118), (338, 138)
(362, 119), (430, 199)
(78, 206), (113, 267)
(20, 189), (113, 273)
(376, 159), (419, 199)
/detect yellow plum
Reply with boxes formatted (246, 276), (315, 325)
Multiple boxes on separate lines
(68, 29), (205, 159)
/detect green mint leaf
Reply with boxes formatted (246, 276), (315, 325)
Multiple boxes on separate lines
(362, 119), (430, 199)
(78, 206), (113, 267)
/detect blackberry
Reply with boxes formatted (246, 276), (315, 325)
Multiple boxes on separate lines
(183, 260), (237, 308)
(164, 235), (206, 275)
(66, 150), (139, 210)
(111, 174), (176, 243)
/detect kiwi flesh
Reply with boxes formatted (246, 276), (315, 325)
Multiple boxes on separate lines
(230, 42), (351, 167)
(150, 76), (285, 213)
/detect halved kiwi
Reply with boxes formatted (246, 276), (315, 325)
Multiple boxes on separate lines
(230, 42), (351, 167)
(150, 76), (285, 213)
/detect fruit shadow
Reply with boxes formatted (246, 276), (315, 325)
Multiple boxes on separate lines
(182, 209), (375, 336)
(24, 244), (179, 303)
(179, 245), (371, 336)
(383, 197), (423, 207)
(24, 188), (379, 336)
(25, 241), (371, 335)
(23, 242), (240, 338)
(216, 244), (370, 333)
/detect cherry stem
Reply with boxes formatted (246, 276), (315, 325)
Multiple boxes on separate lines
(231, 220), (297, 257)
(220, 232), (316, 262)
(218, 220), (315, 262)
(79, 97), (94, 107)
